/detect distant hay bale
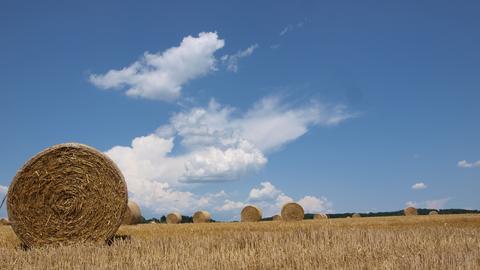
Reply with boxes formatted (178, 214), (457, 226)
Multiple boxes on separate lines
(352, 213), (361, 218)
(0, 218), (11, 226)
(166, 212), (182, 224)
(122, 201), (142, 225)
(281, 202), (304, 221)
(193, 211), (212, 223)
(404, 207), (418, 216)
(429, 210), (439, 215)
(7, 143), (128, 247)
(241, 205), (262, 222)
(313, 213), (328, 220)
(272, 214), (282, 221)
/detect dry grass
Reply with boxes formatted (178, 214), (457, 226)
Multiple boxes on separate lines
(0, 215), (479, 269)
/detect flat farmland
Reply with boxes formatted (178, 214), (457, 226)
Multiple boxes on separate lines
(0, 215), (479, 269)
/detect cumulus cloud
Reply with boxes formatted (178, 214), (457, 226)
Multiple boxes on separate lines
(411, 182), (427, 190)
(249, 182), (281, 200)
(298, 195), (333, 213)
(221, 44), (258, 72)
(89, 32), (225, 101)
(0, 185), (7, 194)
(405, 197), (451, 210)
(215, 181), (333, 217)
(105, 97), (350, 215)
(458, 160), (480, 168)
(425, 198), (450, 209)
(215, 200), (245, 211)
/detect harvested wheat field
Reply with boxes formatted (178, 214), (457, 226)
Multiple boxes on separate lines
(0, 214), (479, 269)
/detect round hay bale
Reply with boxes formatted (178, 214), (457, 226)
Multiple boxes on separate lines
(241, 205), (262, 222)
(193, 211), (211, 223)
(313, 213), (328, 220)
(166, 212), (182, 224)
(122, 201), (142, 225)
(272, 214), (282, 221)
(0, 218), (11, 226)
(404, 207), (418, 216)
(281, 202), (304, 221)
(7, 143), (128, 247)
(352, 213), (361, 218)
(429, 210), (439, 215)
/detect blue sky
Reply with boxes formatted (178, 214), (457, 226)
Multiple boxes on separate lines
(1, 1), (479, 220)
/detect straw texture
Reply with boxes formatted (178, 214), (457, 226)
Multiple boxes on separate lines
(429, 210), (439, 215)
(7, 143), (128, 247)
(313, 213), (328, 220)
(122, 201), (142, 225)
(272, 215), (282, 221)
(193, 211), (211, 223)
(241, 205), (262, 222)
(166, 212), (182, 224)
(404, 207), (418, 216)
(281, 202), (304, 221)
(0, 218), (10, 226)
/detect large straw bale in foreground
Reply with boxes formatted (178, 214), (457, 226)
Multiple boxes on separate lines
(166, 212), (182, 224)
(122, 201), (142, 225)
(404, 207), (418, 216)
(7, 143), (128, 247)
(241, 205), (262, 222)
(313, 213), (328, 220)
(281, 202), (304, 221)
(193, 211), (211, 223)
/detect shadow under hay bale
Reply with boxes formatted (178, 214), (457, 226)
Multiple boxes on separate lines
(281, 202), (304, 221)
(241, 205), (262, 222)
(7, 143), (128, 248)
(122, 201), (142, 225)
(106, 235), (132, 246)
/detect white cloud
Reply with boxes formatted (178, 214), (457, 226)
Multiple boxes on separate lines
(215, 200), (245, 211)
(298, 195), (333, 213)
(280, 21), (305, 36)
(249, 181), (281, 200)
(405, 201), (417, 207)
(405, 197), (451, 210)
(105, 97), (349, 216)
(412, 182), (427, 190)
(458, 160), (480, 168)
(425, 198), (450, 209)
(221, 44), (258, 72)
(89, 32), (225, 101)
(0, 185), (7, 194)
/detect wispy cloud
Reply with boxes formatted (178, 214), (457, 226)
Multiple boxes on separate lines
(279, 21), (305, 36)
(221, 44), (258, 72)
(89, 32), (225, 101)
(458, 160), (480, 168)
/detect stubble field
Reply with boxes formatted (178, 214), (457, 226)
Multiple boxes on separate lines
(0, 214), (479, 269)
